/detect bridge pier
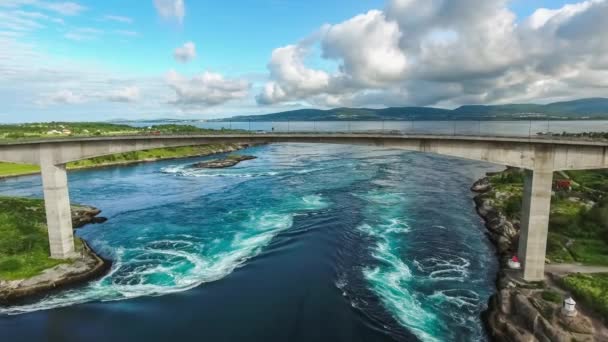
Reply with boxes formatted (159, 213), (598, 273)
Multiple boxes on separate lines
(40, 159), (76, 259)
(518, 169), (553, 281)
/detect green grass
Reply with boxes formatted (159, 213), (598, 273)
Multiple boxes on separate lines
(0, 162), (40, 177)
(487, 168), (608, 266)
(0, 122), (246, 143)
(566, 170), (608, 192)
(547, 233), (576, 263)
(0, 144), (242, 177)
(541, 290), (562, 303)
(68, 144), (239, 168)
(560, 273), (608, 320)
(0, 196), (85, 280)
(568, 239), (608, 265)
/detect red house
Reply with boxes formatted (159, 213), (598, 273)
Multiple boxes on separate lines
(554, 179), (572, 191)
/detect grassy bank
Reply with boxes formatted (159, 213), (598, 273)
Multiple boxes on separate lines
(0, 163), (40, 178)
(0, 143), (243, 178)
(486, 168), (608, 266)
(0, 123), (243, 142)
(0, 197), (83, 280)
(560, 273), (608, 320)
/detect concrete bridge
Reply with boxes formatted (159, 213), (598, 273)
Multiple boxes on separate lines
(1, 133), (607, 281)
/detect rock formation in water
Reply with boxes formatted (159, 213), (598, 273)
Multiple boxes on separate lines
(190, 155), (257, 169)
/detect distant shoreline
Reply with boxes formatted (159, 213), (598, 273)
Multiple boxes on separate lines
(0, 143), (257, 180)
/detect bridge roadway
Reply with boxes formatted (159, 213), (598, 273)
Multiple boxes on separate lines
(1, 133), (607, 281)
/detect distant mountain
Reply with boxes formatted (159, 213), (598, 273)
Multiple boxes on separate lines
(216, 98), (608, 121)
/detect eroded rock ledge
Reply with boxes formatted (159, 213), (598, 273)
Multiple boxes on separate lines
(0, 207), (110, 305)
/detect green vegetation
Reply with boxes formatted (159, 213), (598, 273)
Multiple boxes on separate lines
(0, 196), (84, 280)
(560, 273), (608, 320)
(541, 290), (562, 303)
(68, 144), (240, 169)
(487, 168), (608, 265)
(0, 162), (40, 177)
(0, 143), (244, 178)
(0, 122), (244, 143)
(220, 97), (608, 121)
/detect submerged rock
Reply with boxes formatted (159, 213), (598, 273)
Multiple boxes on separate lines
(190, 155), (257, 169)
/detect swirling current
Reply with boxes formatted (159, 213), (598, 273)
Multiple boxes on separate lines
(0, 143), (499, 341)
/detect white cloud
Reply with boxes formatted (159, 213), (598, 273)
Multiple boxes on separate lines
(103, 14), (133, 24)
(173, 41), (196, 63)
(107, 86), (140, 102)
(0, 1), (86, 16)
(64, 27), (103, 41)
(258, 0), (608, 108)
(41, 90), (84, 105)
(154, 0), (185, 24)
(257, 44), (330, 104)
(113, 30), (139, 37)
(166, 70), (251, 106)
(322, 10), (408, 86)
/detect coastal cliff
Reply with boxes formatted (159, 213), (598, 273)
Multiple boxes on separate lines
(471, 173), (599, 342)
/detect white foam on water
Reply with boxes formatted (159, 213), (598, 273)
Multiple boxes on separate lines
(414, 256), (471, 282)
(359, 222), (443, 342)
(428, 289), (480, 309)
(160, 164), (279, 179)
(0, 199), (326, 315)
(301, 194), (329, 210)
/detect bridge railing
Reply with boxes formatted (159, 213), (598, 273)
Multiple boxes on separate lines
(200, 120), (608, 137)
(1, 120), (608, 144)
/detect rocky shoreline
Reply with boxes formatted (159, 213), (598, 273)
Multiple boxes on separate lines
(190, 155), (256, 169)
(0, 206), (109, 305)
(471, 173), (597, 342)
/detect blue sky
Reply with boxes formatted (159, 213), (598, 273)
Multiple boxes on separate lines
(0, 0), (605, 122)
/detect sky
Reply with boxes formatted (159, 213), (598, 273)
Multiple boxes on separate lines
(0, 0), (606, 122)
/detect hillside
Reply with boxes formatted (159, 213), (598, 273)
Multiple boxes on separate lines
(217, 98), (608, 121)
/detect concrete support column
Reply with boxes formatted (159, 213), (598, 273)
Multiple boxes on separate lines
(518, 169), (553, 281)
(40, 157), (76, 259)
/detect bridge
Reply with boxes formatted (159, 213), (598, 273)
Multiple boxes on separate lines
(1, 133), (607, 281)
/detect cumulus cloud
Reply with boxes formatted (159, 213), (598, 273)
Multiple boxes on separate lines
(258, 0), (608, 108)
(107, 86), (140, 102)
(166, 70), (251, 106)
(173, 41), (196, 63)
(154, 0), (185, 24)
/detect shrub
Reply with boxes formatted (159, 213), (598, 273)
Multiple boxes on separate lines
(541, 290), (562, 303)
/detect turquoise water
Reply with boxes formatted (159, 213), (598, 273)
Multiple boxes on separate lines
(0, 144), (498, 341)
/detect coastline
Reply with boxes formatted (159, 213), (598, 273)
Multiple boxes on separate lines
(471, 173), (599, 341)
(0, 143), (258, 180)
(0, 143), (259, 305)
(0, 206), (110, 305)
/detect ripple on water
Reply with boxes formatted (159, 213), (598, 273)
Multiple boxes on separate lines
(0, 194), (329, 315)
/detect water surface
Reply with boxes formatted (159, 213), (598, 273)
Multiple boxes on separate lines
(0, 143), (499, 341)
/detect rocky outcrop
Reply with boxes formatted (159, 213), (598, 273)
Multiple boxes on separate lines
(0, 206), (110, 305)
(72, 206), (107, 228)
(473, 174), (596, 342)
(0, 241), (109, 305)
(190, 155), (257, 169)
